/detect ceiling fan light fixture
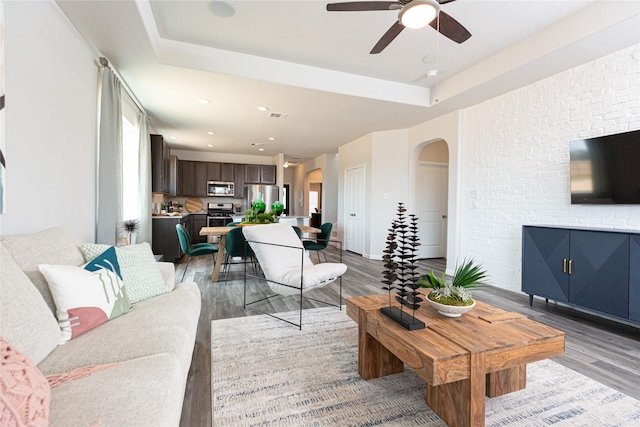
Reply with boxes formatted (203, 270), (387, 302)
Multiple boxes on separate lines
(399, 0), (439, 29)
(208, 1), (236, 18)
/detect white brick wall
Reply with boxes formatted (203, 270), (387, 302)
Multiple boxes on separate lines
(460, 44), (640, 293)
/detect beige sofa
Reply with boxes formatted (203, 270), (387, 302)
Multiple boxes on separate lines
(0, 226), (201, 426)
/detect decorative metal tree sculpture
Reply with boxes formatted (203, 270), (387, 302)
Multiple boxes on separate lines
(380, 203), (425, 330)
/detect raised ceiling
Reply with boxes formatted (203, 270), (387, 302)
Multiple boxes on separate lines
(56, 0), (640, 165)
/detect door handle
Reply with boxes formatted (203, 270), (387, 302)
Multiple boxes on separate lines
(568, 259), (573, 275)
(442, 215), (448, 219)
(563, 258), (567, 274)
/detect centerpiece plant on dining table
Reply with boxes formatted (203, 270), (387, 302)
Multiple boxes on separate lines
(418, 259), (487, 307)
(242, 208), (279, 224)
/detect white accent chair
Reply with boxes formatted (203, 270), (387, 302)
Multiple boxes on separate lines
(241, 223), (347, 329)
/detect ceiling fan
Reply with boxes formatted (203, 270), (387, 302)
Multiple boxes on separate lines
(326, 0), (471, 54)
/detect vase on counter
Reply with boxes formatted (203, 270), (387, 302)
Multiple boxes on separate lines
(253, 192), (266, 213)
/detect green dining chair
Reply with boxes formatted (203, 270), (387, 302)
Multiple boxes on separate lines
(303, 222), (332, 263)
(175, 224), (218, 281)
(222, 227), (257, 283)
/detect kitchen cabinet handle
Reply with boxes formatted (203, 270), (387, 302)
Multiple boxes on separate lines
(568, 259), (573, 275)
(563, 258), (567, 273)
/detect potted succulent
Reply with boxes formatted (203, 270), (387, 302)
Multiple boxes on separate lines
(417, 259), (487, 317)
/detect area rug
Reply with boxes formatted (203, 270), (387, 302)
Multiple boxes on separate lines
(211, 307), (640, 427)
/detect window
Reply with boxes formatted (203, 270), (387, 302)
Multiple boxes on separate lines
(121, 115), (139, 221)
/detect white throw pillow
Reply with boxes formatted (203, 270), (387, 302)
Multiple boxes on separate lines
(39, 247), (132, 344)
(82, 242), (166, 304)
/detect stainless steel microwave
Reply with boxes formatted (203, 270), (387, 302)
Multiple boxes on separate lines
(207, 181), (234, 197)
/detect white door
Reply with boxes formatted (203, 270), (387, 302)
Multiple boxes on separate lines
(345, 165), (365, 254)
(418, 163), (448, 258)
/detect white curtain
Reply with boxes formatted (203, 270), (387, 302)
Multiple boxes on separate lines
(96, 67), (123, 245)
(137, 113), (152, 244)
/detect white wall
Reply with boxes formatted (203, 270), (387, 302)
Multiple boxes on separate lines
(293, 153), (339, 224)
(1, 1), (97, 242)
(368, 130), (409, 258)
(460, 44), (640, 293)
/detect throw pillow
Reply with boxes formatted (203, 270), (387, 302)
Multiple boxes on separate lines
(0, 337), (50, 427)
(39, 247), (132, 343)
(82, 242), (166, 304)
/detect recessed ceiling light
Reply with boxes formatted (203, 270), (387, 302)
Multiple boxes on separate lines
(207, 144), (214, 147)
(258, 148), (265, 151)
(207, 131), (215, 135)
(427, 69), (438, 77)
(422, 52), (445, 64)
(257, 106), (269, 112)
(268, 137), (276, 141)
(198, 99), (211, 104)
(169, 136), (177, 139)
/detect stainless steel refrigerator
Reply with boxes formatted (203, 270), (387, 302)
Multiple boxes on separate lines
(245, 185), (280, 211)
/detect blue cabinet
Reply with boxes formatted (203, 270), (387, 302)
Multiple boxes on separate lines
(522, 225), (639, 324)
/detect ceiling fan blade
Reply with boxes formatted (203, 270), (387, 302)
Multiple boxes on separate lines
(429, 10), (471, 43)
(327, 2), (400, 12)
(438, 0), (457, 4)
(370, 21), (405, 54)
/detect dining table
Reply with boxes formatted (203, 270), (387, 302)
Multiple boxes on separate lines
(199, 224), (321, 282)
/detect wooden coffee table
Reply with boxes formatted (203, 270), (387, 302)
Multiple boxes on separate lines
(347, 293), (565, 427)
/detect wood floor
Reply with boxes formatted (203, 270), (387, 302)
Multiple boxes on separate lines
(176, 247), (640, 427)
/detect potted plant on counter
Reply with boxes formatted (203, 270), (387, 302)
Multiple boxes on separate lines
(418, 259), (487, 317)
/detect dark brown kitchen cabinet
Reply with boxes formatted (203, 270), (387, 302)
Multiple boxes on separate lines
(234, 164), (245, 198)
(221, 163), (235, 181)
(180, 161), (195, 196)
(207, 162), (221, 181)
(194, 162), (207, 196)
(151, 134), (170, 193)
(191, 214), (207, 244)
(152, 217), (184, 261)
(245, 164), (276, 184)
(206, 162), (234, 182)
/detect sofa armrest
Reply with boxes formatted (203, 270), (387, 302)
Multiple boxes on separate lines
(157, 262), (176, 292)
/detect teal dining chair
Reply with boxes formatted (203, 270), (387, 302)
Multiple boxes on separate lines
(222, 227), (257, 283)
(175, 224), (219, 281)
(303, 222), (332, 263)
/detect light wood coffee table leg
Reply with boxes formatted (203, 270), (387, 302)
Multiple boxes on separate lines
(211, 235), (227, 282)
(486, 365), (526, 397)
(357, 309), (404, 380)
(427, 351), (487, 427)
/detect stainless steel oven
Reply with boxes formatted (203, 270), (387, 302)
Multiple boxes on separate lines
(207, 216), (230, 227)
(207, 203), (233, 228)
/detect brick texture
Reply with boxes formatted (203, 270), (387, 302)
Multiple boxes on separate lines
(460, 44), (640, 293)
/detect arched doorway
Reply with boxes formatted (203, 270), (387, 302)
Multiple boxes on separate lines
(417, 140), (449, 259)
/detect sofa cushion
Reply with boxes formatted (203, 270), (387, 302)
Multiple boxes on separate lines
(37, 281), (201, 376)
(82, 242), (167, 303)
(48, 353), (184, 427)
(0, 337), (51, 427)
(0, 243), (61, 365)
(1, 226), (85, 314)
(39, 247), (133, 344)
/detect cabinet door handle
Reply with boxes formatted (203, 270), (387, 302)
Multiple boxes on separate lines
(568, 259), (573, 275)
(563, 258), (567, 273)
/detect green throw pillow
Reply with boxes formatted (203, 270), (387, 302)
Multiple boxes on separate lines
(82, 242), (167, 304)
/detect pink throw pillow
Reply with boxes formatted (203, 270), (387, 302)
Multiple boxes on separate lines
(0, 337), (50, 427)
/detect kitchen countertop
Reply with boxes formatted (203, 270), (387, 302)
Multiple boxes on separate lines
(152, 212), (206, 219)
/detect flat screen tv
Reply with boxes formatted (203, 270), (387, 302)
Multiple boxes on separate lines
(570, 129), (640, 204)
